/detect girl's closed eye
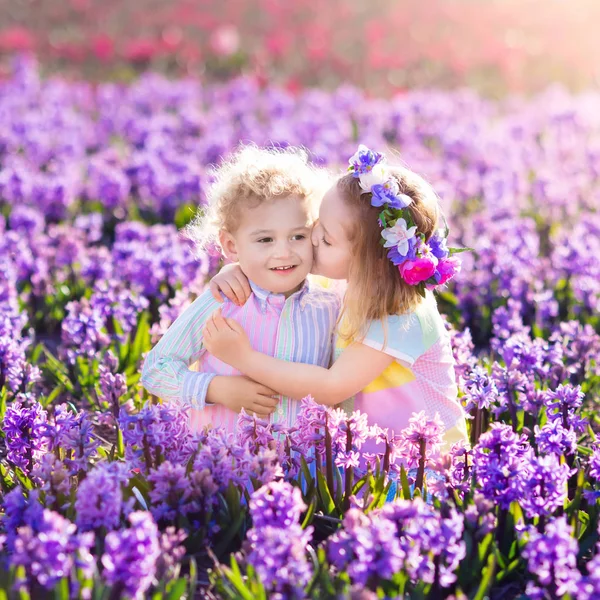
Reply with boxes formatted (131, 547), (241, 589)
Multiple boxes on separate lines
(321, 235), (331, 247)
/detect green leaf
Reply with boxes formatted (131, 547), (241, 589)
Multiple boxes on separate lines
(477, 533), (494, 564)
(14, 467), (33, 490)
(129, 311), (150, 367)
(316, 470), (336, 515)
(400, 465), (411, 500)
(447, 246), (475, 255)
(496, 558), (520, 582)
(174, 203), (198, 229)
(166, 578), (187, 600)
(437, 290), (459, 306)
(42, 384), (66, 407)
(53, 577), (70, 600)
(41, 347), (74, 392)
(473, 553), (496, 600)
(188, 557), (198, 600)
(213, 511), (246, 557)
(301, 495), (317, 529)
(221, 556), (255, 600)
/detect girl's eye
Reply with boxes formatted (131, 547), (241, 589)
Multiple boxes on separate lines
(257, 238), (273, 243)
(321, 236), (331, 247)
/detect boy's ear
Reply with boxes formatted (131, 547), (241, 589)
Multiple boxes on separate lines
(219, 230), (239, 262)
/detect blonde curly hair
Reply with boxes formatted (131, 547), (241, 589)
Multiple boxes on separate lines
(185, 145), (329, 253)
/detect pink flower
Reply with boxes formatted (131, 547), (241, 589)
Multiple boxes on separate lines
(436, 257), (461, 285)
(399, 256), (437, 285)
(209, 26), (240, 57)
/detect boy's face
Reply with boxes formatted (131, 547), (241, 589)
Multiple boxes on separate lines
(220, 194), (313, 297)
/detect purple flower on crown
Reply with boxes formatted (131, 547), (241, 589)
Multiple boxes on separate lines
(371, 179), (413, 209)
(348, 144), (383, 177)
(387, 237), (418, 266)
(428, 230), (450, 259)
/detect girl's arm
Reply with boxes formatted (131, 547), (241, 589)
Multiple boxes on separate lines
(203, 311), (394, 405)
(141, 292), (278, 417)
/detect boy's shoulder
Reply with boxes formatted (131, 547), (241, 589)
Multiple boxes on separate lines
(187, 287), (234, 314)
(304, 277), (342, 310)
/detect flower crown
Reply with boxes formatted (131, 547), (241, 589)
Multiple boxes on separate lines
(348, 144), (468, 295)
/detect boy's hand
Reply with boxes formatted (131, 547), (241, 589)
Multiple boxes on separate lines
(209, 263), (251, 306)
(203, 310), (253, 369)
(206, 375), (278, 417)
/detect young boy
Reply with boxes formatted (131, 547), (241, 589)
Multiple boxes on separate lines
(141, 145), (340, 432)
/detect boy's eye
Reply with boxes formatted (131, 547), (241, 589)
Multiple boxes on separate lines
(257, 238), (273, 243)
(291, 234), (306, 241)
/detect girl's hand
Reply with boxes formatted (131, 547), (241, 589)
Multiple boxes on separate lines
(209, 263), (251, 306)
(203, 310), (253, 369)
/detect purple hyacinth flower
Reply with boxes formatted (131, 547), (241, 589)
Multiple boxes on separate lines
(75, 462), (134, 531)
(2, 400), (48, 474)
(521, 517), (581, 598)
(101, 511), (160, 599)
(2, 488), (45, 552)
(10, 509), (92, 591)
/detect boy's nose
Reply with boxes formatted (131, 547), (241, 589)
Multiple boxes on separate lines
(272, 240), (294, 258)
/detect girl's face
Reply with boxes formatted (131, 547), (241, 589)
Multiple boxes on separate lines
(311, 185), (353, 280)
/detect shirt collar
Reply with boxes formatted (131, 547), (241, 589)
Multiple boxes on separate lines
(249, 279), (311, 313)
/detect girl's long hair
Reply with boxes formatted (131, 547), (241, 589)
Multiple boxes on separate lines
(337, 166), (441, 344)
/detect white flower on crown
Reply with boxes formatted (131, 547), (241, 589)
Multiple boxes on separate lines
(381, 218), (417, 256)
(359, 163), (388, 192)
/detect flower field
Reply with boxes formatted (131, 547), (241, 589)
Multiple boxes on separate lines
(1, 54), (600, 598)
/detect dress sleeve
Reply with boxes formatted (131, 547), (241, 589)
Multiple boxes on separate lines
(140, 290), (221, 410)
(360, 311), (428, 367)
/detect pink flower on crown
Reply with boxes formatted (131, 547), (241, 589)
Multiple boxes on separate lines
(399, 255), (438, 285)
(436, 257), (461, 285)
(381, 218), (417, 256)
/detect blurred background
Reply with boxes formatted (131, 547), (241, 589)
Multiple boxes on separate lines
(0, 0), (599, 95)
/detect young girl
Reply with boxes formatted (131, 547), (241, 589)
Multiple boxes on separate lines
(203, 145), (469, 456)
(141, 145), (340, 432)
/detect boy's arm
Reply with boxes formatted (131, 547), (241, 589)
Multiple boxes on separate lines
(141, 292), (220, 410)
(141, 292), (279, 417)
(203, 312), (394, 405)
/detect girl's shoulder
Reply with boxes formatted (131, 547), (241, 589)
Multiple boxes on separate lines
(361, 291), (447, 366)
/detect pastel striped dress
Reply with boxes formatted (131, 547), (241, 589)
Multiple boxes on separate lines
(336, 290), (469, 453)
(141, 279), (340, 432)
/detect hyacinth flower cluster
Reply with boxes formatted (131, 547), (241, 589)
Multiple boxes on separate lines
(1, 57), (600, 599)
(243, 482), (313, 598)
(347, 144), (466, 294)
(327, 498), (466, 593)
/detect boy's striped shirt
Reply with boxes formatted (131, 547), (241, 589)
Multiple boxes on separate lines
(141, 278), (340, 432)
